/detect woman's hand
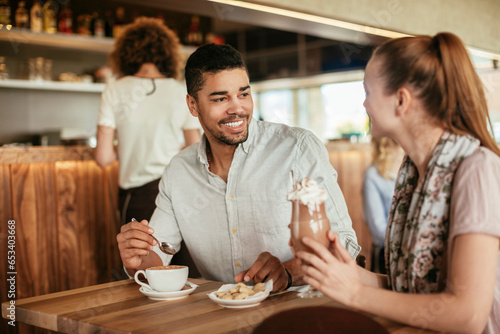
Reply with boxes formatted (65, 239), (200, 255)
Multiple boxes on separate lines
(296, 230), (362, 307)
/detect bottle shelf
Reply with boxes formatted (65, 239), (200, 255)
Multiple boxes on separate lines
(0, 28), (198, 54)
(0, 28), (115, 53)
(0, 79), (105, 92)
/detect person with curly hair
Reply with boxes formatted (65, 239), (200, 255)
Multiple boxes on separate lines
(95, 17), (201, 228)
(297, 32), (500, 333)
(362, 137), (404, 274)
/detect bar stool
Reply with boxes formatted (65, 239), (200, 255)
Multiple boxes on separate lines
(253, 306), (389, 334)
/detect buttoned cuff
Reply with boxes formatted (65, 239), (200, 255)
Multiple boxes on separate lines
(345, 237), (362, 259)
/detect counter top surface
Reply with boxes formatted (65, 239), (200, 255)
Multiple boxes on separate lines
(0, 146), (94, 163)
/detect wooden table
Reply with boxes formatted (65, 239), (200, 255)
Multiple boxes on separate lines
(2, 278), (439, 334)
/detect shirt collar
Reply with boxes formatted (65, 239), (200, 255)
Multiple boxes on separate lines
(241, 118), (255, 154)
(197, 134), (209, 166)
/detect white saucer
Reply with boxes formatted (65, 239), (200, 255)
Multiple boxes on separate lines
(207, 280), (273, 308)
(139, 281), (198, 300)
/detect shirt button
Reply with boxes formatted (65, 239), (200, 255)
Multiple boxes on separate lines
(227, 195), (233, 200)
(244, 146), (248, 150)
(232, 228), (237, 234)
(235, 262), (241, 267)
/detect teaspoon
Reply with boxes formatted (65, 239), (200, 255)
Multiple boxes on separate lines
(131, 218), (177, 255)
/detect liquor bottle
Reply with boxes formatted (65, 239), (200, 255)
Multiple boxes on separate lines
(15, 1), (28, 29)
(0, 0), (11, 29)
(43, 0), (57, 34)
(76, 14), (91, 36)
(186, 15), (203, 46)
(103, 10), (113, 37)
(112, 7), (126, 38)
(91, 11), (104, 37)
(58, 3), (73, 34)
(0, 56), (8, 80)
(30, 0), (42, 32)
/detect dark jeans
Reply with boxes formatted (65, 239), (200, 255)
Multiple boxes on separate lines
(119, 178), (161, 226)
(370, 245), (387, 274)
(118, 178), (201, 278)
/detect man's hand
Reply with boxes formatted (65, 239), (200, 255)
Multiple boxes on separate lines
(234, 252), (289, 292)
(116, 219), (158, 271)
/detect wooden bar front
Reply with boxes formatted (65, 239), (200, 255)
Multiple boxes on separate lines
(0, 146), (122, 334)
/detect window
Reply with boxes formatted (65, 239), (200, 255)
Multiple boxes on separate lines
(255, 90), (294, 126)
(493, 122), (500, 142)
(321, 81), (368, 141)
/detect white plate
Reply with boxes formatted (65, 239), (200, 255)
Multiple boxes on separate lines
(207, 280), (273, 308)
(139, 281), (198, 300)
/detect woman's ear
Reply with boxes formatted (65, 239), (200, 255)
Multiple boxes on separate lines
(186, 94), (199, 117)
(395, 87), (412, 116)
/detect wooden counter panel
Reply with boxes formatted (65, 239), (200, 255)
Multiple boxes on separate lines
(54, 161), (120, 291)
(104, 164), (122, 276)
(0, 156), (121, 334)
(0, 165), (13, 333)
(56, 162), (83, 291)
(328, 147), (374, 268)
(11, 163), (60, 299)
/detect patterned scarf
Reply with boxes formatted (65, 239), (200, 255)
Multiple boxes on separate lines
(385, 131), (479, 293)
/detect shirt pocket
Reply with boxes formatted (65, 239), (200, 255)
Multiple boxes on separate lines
(250, 189), (291, 235)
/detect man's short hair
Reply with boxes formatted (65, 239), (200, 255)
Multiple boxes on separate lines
(185, 43), (248, 99)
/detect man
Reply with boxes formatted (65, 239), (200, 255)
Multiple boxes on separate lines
(117, 44), (360, 292)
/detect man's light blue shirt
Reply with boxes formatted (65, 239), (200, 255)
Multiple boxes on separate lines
(150, 119), (360, 283)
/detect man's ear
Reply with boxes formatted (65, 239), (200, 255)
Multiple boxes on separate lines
(395, 87), (411, 116)
(186, 94), (199, 117)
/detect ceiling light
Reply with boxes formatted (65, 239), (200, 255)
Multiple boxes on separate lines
(208, 0), (409, 39)
(208, 0), (500, 61)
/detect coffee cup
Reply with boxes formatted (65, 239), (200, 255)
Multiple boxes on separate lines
(134, 265), (188, 292)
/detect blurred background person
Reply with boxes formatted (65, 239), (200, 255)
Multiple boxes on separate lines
(95, 17), (201, 227)
(362, 137), (404, 273)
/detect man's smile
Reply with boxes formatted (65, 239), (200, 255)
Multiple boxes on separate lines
(224, 120), (244, 128)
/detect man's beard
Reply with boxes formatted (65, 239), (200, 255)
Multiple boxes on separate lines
(203, 115), (251, 146)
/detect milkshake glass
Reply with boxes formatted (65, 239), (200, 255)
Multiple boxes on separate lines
(288, 178), (330, 298)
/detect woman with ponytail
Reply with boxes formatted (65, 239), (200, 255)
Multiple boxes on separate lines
(296, 32), (500, 333)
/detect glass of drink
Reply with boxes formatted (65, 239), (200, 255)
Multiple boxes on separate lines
(288, 178), (330, 298)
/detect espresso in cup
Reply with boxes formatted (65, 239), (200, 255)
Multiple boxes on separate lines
(134, 265), (188, 292)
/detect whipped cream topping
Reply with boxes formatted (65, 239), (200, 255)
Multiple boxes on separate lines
(287, 177), (327, 211)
